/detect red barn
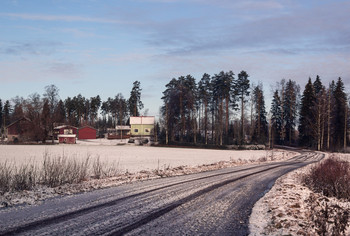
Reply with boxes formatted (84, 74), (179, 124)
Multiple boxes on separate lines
(78, 126), (97, 139)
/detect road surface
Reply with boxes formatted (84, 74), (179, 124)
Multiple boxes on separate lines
(0, 152), (323, 236)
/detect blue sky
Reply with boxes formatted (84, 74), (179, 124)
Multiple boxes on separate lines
(1, 0), (350, 116)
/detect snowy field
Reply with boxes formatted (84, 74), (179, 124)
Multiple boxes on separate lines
(0, 139), (291, 173)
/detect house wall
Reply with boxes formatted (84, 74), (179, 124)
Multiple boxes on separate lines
(58, 135), (76, 144)
(78, 127), (96, 139)
(130, 124), (154, 136)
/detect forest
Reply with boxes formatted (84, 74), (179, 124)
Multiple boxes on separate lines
(0, 72), (348, 151)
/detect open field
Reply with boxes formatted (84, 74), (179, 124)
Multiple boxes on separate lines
(0, 141), (291, 173)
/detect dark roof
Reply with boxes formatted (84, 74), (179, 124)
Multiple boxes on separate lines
(6, 117), (32, 128)
(79, 125), (97, 130)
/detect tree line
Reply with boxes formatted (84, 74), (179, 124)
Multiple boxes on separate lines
(159, 71), (349, 151)
(0, 81), (143, 142)
(0, 73), (348, 151)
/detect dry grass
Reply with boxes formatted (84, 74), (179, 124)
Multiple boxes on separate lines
(0, 152), (120, 195)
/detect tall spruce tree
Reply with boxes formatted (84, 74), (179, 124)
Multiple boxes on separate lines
(270, 90), (282, 146)
(333, 77), (347, 150)
(0, 99), (3, 135)
(298, 78), (316, 147)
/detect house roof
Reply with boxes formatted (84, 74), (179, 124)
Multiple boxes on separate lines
(79, 125), (97, 130)
(130, 116), (155, 125)
(6, 117), (31, 128)
(115, 125), (131, 130)
(54, 125), (78, 130)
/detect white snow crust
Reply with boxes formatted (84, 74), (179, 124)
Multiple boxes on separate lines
(249, 153), (350, 235)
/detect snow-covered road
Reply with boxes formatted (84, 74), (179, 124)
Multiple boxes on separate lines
(0, 152), (323, 235)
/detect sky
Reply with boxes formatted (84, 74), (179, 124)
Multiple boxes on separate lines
(1, 0), (350, 117)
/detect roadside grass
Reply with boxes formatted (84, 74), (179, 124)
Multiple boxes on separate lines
(0, 152), (120, 195)
(302, 157), (350, 235)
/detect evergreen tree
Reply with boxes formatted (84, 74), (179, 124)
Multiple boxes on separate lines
(128, 81), (143, 117)
(313, 75), (323, 95)
(54, 100), (66, 124)
(198, 73), (212, 144)
(283, 79), (300, 145)
(234, 71), (250, 144)
(270, 90), (282, 146)
(333, 77), (347, 150)
(3, 100), (11, 126)
(89, 96), (101, 125)
(252, 84), (268, 143)
(0, 99), (3, 135)
(298, 78), (316, 147)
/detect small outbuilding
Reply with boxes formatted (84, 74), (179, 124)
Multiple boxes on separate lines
(78, 126), (97, 140)
(58, 134), (76, 144)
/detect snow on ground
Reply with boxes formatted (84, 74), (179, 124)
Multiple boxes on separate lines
(0, 141), (298, 208)
(249, 153), (350, 236)
(0, 140), (293, 173)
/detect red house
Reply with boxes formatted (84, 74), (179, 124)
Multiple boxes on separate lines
(78, 126), (97, 139)
(6, 117), (33, 142)
(53, 125), (78, 139)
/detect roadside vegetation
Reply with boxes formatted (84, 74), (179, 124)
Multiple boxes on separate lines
(302, 157), (350, 235)
(0, 152), (120, 195)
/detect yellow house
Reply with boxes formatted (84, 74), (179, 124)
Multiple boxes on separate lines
(130, 116), (155, 137)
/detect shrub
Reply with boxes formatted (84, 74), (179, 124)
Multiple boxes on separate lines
(303, 157), (350, 200)
(41, 153), (90, 187)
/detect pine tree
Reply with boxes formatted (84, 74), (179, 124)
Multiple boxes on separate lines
(298, 78), (316, 147)
(198, 73), (212, 144)
(234, 71), (250, 145)
(283, 79), (300, 145)
(252, 84), (268, 144)
(128, 81), (144, 117)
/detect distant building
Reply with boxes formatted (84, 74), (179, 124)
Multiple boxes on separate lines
(78, 126), (97, 139)
(6, 117), (33, 142)
(53, 125), (78, 140)
(130, 116), (155, 137)
(107, 126), (131, 139)
(58, 134), (76, 144)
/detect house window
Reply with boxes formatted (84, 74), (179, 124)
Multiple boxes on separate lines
(134, 129), (138, 133)
(144, 128), (150, 133)
(64, 129), (73, 134)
